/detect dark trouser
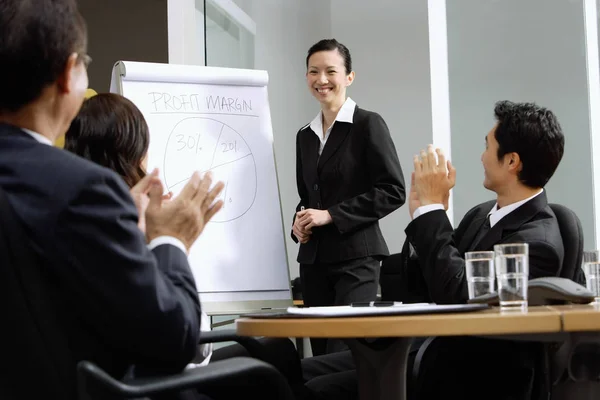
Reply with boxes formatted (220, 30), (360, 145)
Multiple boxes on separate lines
(206, 337), (316, 400)
(300, 256), (381, 356)
(301, 336), (541, 400)
(300, 338), (426, 400)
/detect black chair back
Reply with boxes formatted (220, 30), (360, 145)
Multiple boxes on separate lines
(549, 203), (585, 284)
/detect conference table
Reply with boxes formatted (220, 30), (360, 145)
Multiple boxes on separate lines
(236, 304), (600, 400)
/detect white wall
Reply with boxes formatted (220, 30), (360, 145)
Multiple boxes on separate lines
(330, 0), (434, 255)
(78, 0), (169, 91)
(219, 0), (332, 278)
(447, 0), (595, 247)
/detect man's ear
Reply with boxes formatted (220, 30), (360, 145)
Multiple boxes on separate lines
(56, 53), (79, 94)
(507, 152), (521, 171)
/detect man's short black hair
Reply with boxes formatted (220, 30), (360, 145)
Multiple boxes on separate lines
(0, 0), (87, 113)
(494, 100), (565, 188)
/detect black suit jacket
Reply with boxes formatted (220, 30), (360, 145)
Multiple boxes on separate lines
(0, 124), (201, 399)
(293, 105), (406, 264)
(404, 190), (564, 304)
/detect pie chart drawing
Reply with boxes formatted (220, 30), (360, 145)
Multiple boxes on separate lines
(163, 117), (257, 223)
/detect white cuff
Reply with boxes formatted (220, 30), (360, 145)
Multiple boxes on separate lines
(147, 236), (187, 255)
(412, 204), (445, 220)
(184, 311), (213, 369)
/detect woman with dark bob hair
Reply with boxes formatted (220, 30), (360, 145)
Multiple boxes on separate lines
(65, 92), (150, 188)
(64, 93), (310, 399)
(64, 92), (164, 233)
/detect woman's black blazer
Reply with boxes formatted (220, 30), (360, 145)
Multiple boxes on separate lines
(293, 105), (406, 264)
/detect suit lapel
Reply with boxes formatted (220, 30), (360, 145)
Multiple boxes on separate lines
(317, 105), (358, 173)
(301, 130), (320, 181)
(471, 220), (503, 252)
(463, 214), (489, 252)
(317, 121), (352, 173)
(472, 191), (548, 251)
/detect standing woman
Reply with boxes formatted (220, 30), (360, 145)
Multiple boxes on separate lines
(292, 39), (406, 355)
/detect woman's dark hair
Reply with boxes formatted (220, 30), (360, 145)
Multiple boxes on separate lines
(65, 93), (150, 188)
(306, 38), (352, 74)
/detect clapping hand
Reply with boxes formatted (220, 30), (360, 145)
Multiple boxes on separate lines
(130, 169), (162, 233)
(145, 171), (225, 252)
(412, 145), (456, 215)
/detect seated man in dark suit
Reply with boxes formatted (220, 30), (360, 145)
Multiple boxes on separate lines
(407, 100), (564, 304)
(0, 1), (224, 399)
(302, 100), (566, 400)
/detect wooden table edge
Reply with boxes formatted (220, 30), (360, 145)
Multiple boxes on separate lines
(235, 307), (562, 338)
(550, 304), (600, 332)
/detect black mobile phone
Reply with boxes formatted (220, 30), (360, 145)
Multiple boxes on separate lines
(350, 302), (371, 307)
(372, 301), (396, 307)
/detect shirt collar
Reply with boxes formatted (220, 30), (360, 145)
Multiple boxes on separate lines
(21, 128), (53, 146)
(308, 97), (356, 134)
(487, 189), (544, 227)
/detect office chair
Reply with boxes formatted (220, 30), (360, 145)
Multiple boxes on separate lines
(78, 355), (294, 400)
(379, 253), (403, 301)
(379, 239), (430, 304)
(77, 330), (297, 399)
(548, 203), (585, 284)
